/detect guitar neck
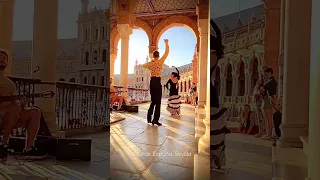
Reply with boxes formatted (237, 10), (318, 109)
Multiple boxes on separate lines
(1, 93), (41, 102)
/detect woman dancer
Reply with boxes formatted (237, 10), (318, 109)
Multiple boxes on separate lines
(252, 78), (266, 137)
(210, 19), (231, 170)
(165, 67), (181, 115)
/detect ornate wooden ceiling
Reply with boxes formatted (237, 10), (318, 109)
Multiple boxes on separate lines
(110, 0), (197, 18)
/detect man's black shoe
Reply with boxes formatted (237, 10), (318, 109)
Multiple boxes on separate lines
(0, 144), (8, 161)
(23, 147), (48, 159)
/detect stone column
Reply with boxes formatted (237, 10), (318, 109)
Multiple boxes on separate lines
(244, 69), (250, 95)
(305, 0), (320, 179)
(233, 73), (239, 96)
(117, 24), (132, 103)
(277, 0), (311, 148)
(263, 0), (281, 78)
(32, 0), (62, 137)
(278, 0), (285, 100)
(0, 0), (14, 75)
(194, 0), (209, 179)
(197, 19), (209, 107)
(220, 75), (226, 97)
(110, 53), (116, 80)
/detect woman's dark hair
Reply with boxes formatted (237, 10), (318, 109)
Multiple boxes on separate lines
(172, 67), (180, 80)
(210, 20), (224, 60)
(264, 67), (273, 74)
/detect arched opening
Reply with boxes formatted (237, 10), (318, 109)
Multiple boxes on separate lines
(154, 16), (199, 48)
(180, 81), (183, 93)
(251, 58), (259, 91)
(58, 78), (65, 81)
(188, 79), (191, 91)
(226, 64), (233, 96)
(93, 50), (98, 64)
(239, 61), (245, 96)
(114, 29), (149, 77)
(69, 78), (76, 82)
(83, 76), (88, 84)
(91, 76), (96, 85)
(184, 81), (187, 92)
(85, 51), (89, 65)
(102, 49), (107, 63)
(215, 67), (221, 96)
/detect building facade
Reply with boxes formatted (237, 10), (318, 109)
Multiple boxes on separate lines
(11, 1), (110, 87)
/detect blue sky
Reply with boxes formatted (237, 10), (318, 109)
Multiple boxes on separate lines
(12, 0), (261, 74)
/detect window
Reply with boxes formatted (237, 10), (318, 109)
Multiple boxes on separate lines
(85, 29), (88, 41)
(95, 28), (98, 41)
(85, 51), (89, 65)
(93, 50), (98, 64)
(102, 26), (105, 39)
(102, 49), (107, 63)
(142, 77), (143, 81)
(91, 76), (96, 85)
(83, 77), (88, 84)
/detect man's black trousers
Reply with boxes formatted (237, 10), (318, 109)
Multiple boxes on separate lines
(147, 77), (162, 122)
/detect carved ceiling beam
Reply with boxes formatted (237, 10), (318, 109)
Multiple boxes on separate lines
(117, 0), (137, 27)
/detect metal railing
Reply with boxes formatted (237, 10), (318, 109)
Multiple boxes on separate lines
(113, 86), (150, 104)
(8, 77), (110, 132)
(56, 82), (109, 130)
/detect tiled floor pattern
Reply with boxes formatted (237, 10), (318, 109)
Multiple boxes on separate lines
(212, 134), (273, 180)
(110, 101), (197, 180)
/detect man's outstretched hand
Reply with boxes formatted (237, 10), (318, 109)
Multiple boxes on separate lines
(164, 39), (169, 43)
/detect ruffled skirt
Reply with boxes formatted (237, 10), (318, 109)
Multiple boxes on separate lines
(166, 95), (181, 115)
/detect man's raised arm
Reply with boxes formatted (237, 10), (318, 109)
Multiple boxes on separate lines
(160, 39), (169, 64)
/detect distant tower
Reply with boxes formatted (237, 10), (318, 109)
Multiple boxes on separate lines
(146, 54), (149, 63)
(81, 0), (89, 13)
(135, 58), (138, 66)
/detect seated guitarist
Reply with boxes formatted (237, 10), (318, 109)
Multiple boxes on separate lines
(109, 78), (123, 111)
(0, 49), (46, 160)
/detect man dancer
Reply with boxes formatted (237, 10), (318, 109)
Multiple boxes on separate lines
(143, 39), (170, 126)
(0, 49), (46, 160)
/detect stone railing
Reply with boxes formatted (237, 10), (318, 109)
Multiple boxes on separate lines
(77, 63), (106, 71)
(220, 95), (258, 123)
(222, 19), (265, 53)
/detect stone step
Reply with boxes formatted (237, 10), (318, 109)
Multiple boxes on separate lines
(272, 146), (308, 179)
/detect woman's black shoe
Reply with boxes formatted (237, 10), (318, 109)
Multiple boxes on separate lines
(147, 119), (151, 123)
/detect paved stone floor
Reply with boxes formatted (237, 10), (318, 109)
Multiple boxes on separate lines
(0, 132), (109, 179)
(110, 101), (197, 180)
(212, 133), (273, 180)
